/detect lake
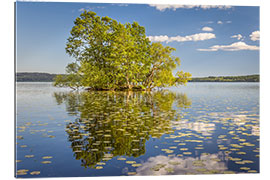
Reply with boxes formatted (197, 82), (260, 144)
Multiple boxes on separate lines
(15, 82), (259, 177)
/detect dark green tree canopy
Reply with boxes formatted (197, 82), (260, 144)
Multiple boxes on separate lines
(54, 11), (191, 91)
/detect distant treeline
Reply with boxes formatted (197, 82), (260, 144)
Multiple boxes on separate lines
(16, 72), (58, 82)
(16, 72), (259, 82)
(190, 75), (259, 82)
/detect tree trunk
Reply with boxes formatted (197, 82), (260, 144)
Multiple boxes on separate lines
(126, 75), (132, 90)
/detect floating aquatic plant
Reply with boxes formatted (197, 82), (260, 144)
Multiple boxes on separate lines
(42, 156), (53, 159)
(25, 155), (34, 158)
(16, 169), (28, 176)
(30, 171), (41, 175)
(41, 161), (52, 164)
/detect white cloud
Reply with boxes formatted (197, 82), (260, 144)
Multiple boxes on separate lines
(202, 26), (214, 32)
(250, 31), (260, 41)
(149, 4), (232, 11)
(231, 34), (243, 40)
(148, 35), (169, 42)
(197, 42), (259, 51)
(78, 6), (105, 12)
(217, 21), (223, 24)
(217, 21), (232, 24)
(148, 33), (216, 43)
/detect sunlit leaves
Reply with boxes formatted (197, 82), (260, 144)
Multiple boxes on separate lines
(55, 10), (191, 91)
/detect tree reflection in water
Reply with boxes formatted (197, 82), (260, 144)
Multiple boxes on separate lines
(53, 91), (191, 168)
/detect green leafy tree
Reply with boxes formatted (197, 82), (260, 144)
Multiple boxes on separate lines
(54, 11), (191, 91)
(54, 62), (82, 90)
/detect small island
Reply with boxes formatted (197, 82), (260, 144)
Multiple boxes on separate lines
(53, 11), (191, 91)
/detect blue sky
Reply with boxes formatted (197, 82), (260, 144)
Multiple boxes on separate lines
(16, 2), (259, 77)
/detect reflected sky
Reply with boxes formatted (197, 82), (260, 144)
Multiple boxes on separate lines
(136, 153), (228, 175)
(16, 82), (259, 177)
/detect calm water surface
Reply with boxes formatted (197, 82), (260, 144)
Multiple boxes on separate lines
(16, 82), (259, 177)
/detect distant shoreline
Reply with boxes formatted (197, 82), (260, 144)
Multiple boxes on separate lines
(16, 72), (259, 83)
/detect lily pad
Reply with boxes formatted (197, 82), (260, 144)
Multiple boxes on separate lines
(240, 167), (250, 170)
(74, 150), (82, 153)
(178, 143), (186, 146)
(42, 156), (53, 159)
(165, 167), (174, 173)
(168, 161), (181, 165)
(126, 161), (136, 164)
(248, 170), (257, 173)
(237, 152), (246, 155)
(229, 157), (241, 161)
(242, 160), (253, 164)
(165, 150), (174, 154)
(223, 171), (236, 174)
(196, 168), (208, 172)
(235, 161), (245, 165)
(180, 148), (188, 151)
(30, 171), (41, 175)
(127, 172), (137, 175)
(195, 147), (204, 150)
(95, 166), (103, 169)
(132, 163), (142, 167)
(41, 161), (52, 164)
(97, 162), (106, 165)
(17, 136), (23, 140)
(104, 154), (113, 158)
(193, 160), (206, 167)
(25, 155), (34, 158)
(151, 164), (166, 171)
(16, 169), (28, 175)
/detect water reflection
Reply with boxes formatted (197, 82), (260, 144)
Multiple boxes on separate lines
(136, 153), (229, 175)
(53, 91), (191, 168)
(172, 121), (216, 136)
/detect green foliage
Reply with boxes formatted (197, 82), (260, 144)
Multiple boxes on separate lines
(54, 63), (82, 90)
(55, 10), (191, 90)
(16, 73), (259, 83)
